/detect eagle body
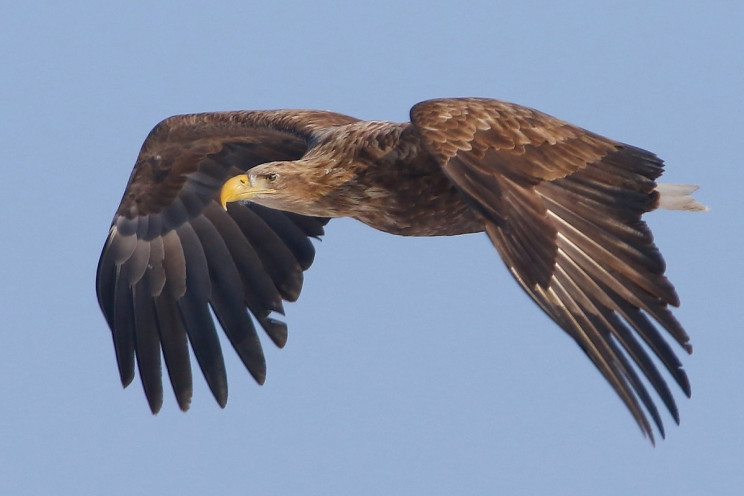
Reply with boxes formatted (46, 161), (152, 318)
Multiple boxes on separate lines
(97, 97), (705, 442)
(249, 120), (485, 236)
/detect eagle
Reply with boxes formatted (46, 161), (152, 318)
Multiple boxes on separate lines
(96, 97), (705, 442)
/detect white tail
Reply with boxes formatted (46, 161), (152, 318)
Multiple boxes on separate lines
(655, 183), (709, 211)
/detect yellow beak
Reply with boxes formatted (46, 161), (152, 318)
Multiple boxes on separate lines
(220, 174), (249, 209)
(220, 174), (277, 210)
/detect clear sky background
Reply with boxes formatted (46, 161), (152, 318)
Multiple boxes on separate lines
(2, 2), (742, 495)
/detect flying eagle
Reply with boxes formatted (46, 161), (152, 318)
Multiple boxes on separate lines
(96, 98), (705, 442)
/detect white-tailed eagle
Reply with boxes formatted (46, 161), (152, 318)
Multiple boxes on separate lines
(96, 98), (705, 442)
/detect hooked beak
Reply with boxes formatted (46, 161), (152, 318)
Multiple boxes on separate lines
(220, 174), (275, 210)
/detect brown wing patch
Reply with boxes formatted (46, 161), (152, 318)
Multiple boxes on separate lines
(411, 97), (690, 442)
(411, 97), (617, 181)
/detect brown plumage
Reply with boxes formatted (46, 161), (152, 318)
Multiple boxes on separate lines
(96, 97), (702, 442)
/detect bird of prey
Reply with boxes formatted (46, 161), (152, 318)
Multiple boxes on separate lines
(96, 97), (705, 442)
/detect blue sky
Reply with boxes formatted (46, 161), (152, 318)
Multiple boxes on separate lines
(2, 2), (742, 494)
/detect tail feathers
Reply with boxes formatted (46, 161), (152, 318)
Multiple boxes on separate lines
(655, 183), (709, 212)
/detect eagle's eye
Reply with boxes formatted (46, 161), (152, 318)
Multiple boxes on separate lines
(266, 172), (278, 182)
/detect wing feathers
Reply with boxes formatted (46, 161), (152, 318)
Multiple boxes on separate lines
(145, 235), (166, 297)
(154, 284), (193, 411)
(191, 214), (267, 385)
(281, 211), (329, 239)
(97, 110), (337, 410)
(546, 267), (662, 438)
(555, 248), (681, 420)
(132, 276), (164, 413)
(204, 204), (283, 313)
(411, 97), (693, 439)
(249, 204), (318, 272)
(112, 267), (136, 387)
(155, 230), (192, 410)
(175, 222), (228, 406)
(226, 204), (306, 302)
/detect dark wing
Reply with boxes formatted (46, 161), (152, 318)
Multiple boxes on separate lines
(96, 109), (359, 412)
(411, 98), (691, 442)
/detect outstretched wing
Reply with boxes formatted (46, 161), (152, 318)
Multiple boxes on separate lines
(411, 97), (691, 442)
(96, 109), (359, 412)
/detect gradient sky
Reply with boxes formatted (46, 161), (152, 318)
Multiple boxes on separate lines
(2, 2), (742, 495)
